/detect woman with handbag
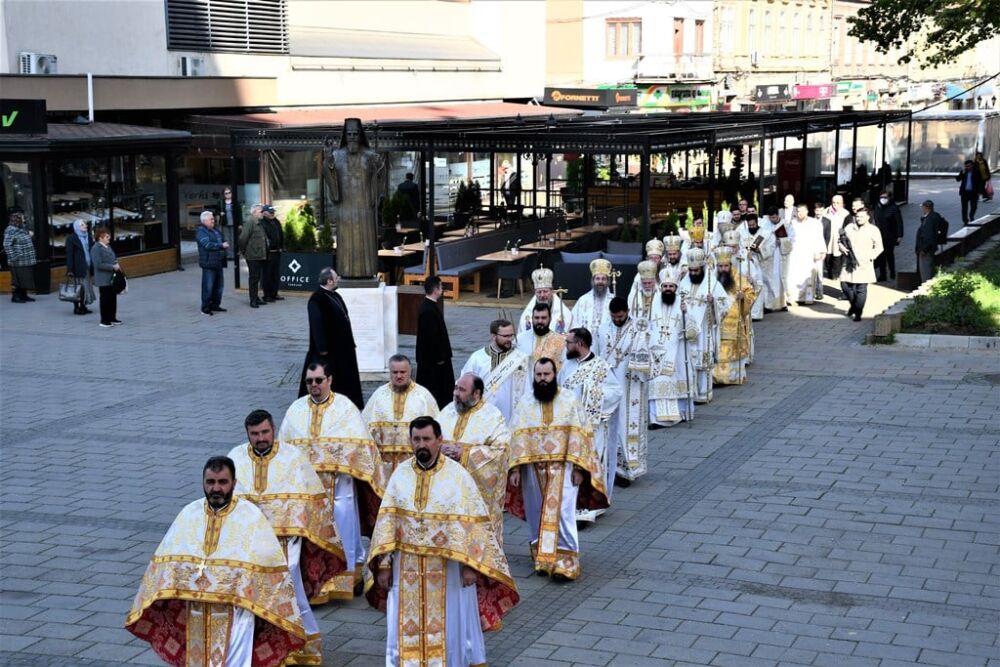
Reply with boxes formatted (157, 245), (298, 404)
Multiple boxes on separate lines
(91, 227), (122, 327)
(64, 219), (94, 315)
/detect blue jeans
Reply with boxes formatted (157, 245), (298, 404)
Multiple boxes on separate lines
(201, 267), (224, 310)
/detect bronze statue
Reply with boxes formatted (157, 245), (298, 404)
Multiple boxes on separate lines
(323, 118), (385, 279)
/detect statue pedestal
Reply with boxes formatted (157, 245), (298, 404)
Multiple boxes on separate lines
(337, 282), (398, 378)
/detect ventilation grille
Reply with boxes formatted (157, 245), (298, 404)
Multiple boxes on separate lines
(166, 0), (288, 54)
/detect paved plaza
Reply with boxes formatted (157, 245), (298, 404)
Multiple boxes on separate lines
(2, 183), (999, 666)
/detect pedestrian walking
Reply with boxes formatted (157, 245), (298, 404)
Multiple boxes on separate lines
(91, 227), (122, 327)
(196, 210), (228, 315)
(872, 190), (904, 281)
(838, 208), (882, 321)
(261, 204), (284, 302)
(65, 219), (94, 315)
(415, 275), (454, 408)
(974, 151), (992, 201)
(3, 207), (37, 303)
(238, 203), (268, 308)
(915, 200), (949, 283)
(956, 160), (983, 224)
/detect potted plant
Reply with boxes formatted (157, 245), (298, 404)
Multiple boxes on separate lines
(278, 199), (334, 291)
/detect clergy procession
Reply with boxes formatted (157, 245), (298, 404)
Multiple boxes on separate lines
(125, 191), (887, 666)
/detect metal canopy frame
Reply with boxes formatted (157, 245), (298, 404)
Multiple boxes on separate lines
(229, 110), (912, 270)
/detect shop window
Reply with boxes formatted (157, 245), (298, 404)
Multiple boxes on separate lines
(1, 161), (35, 270)
(46, 158), (111, 265)
(113, 154), (169, 254)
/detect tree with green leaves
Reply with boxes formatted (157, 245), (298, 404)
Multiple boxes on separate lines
(847, 0), (1000, 67)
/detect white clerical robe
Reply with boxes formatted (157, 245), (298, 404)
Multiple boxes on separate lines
(647, 298), (694, 426)
(595, 317), (651, 480)
(787, 217), (826, 304)
(732, 249), (764, 324)
(677, 275), (729, 403)
(570, 289), (613, 333)
(461, 346), (530, 424)
(361, 381), (439, 473)
(776, 208), (796, 304)
(559, 354), (622, 500)
(519, 294), (572, 333)
(744, 220), (783, 311)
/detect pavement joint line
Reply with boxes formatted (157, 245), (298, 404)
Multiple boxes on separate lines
(718, 479), (1000, 507)
(618, 568), (1000, 623)
(0, 511), (171, 534)
(486, 375), (834, 657)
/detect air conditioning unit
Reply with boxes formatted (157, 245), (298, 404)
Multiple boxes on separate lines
(19, 52), (58, 75)
(179, 56), (204, 77)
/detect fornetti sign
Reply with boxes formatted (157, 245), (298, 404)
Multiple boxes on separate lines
(0, 99), (48, 135)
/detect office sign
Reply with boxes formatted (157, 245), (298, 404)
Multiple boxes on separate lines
(0, 99), (47, 135)
(754, 84), (792, 102)
(544, 87), (637, 109)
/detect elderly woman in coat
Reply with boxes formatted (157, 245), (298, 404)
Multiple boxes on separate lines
(3, 207), (37, 303)
(838, 208), (883, 322)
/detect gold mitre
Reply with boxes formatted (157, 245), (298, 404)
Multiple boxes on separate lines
(686, 248), (707, 268)
(531, 267), (554, 289)
(645, 239), (665, 257)
(690, 226), (706, 243)
(637, 260), (658, 280)
(723, 230), (742, 247)
(589, 258), (613, 277)
(663, 235), (683, 252)
(713, 245), (734, 264)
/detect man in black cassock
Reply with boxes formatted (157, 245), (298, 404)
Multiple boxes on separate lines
(298, 267), (364, 409)
(415, 276), (454, 408)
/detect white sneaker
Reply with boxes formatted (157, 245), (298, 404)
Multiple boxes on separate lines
(99, 322), (113, 328)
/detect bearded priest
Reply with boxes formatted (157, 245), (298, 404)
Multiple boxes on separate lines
(518, 266), (572, 334)
(571, 258), (616, 332)
(367, 416), (520, 667)
(439, 373), (512, 538)
(505, 358), (608, 581)
(228, 410), (346, 665)
(711, 245), (757, 386)
(516, 301), (567, 370)
(126, 456), (307, 667)
(648, 276), (695, 428)
(362, 354), (439, 475)
(279, 361), (385, 602)
(677, 248), (728, 404)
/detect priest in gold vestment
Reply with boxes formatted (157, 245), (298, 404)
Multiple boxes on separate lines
(439, 373), (511, 537)
(229, 410), (347, 665)
(515, 301), (566, 370)
(362, 354), (439, 474)
(126, 456), (306, 667)
(505, 358), (608, 581)
(367, 416), (520, 667)
(278, 361), (385, 601)
(711, 246), (756, 386)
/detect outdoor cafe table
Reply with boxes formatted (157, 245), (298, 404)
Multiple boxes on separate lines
(521, 239), (574, 251)
(476, 249), (537, 263)
(378, 248), (419, 284)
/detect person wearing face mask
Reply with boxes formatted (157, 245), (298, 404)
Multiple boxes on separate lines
(873, 191), (904, 282)
(368, 416), (519, 667)
(559, 327), (622, 520)
(595, 297), (652, 482)
(506, 358), (608, 582)
(838, 208), (883, 322)
(516, 301), (566, 370)
(126, 457), (307, 666)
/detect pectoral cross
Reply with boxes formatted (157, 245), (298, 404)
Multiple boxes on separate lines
(196, 559), (207, 577)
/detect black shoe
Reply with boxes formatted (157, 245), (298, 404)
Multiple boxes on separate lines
(815, 294), (824, 301)
(890, 273), (896, 280)
(112, 319), (123, 325)
(272, 295), (284, 301)
(853, 314), (862, 322)
(11, 295), (26, 303)
(535, 570), (549, 577)
(81, 307), (92, 314)
(648, 423), (666, 431)
(353, 579), (365, 597)
(201, 309), (214, 316)
(614, 476), (632, 488)
(21, 295), (35, 302)
(763, 307), (774, 314)
(211, 306), (227, 312)
(551, 573), (571, 583)
(262, 297), (274, 302)
(780, 306), (788, 312)
(250, 301), (259, 309)
(257, 299), (268, 305)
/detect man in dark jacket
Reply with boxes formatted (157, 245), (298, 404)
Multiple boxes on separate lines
(238, 204), (268, 308)
(415, 276), (454, 408)
(396, 173), (421, 216)
(915, 200), (949, 283)
(216, 187), (237, 259)
(873, 190), (904, 281)
(298, 267), (363, 409)
(261, 204), (284, 302)
(196, 210), (228, 315)
(956, 160), (984, 224)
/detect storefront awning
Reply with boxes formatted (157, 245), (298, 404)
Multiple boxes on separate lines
(191, 101), (577, 130)
(291, 27), (499, 63)
(0, 122), (191, 155)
